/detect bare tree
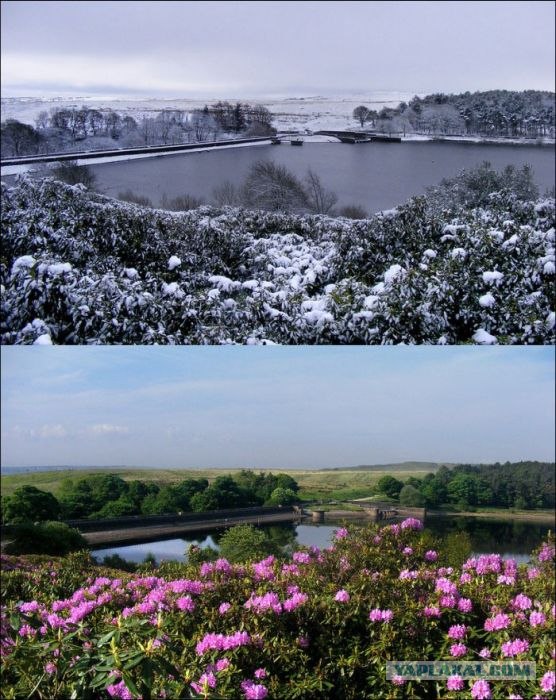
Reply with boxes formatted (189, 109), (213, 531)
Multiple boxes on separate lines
(304, 169), (338, 215)
(243, 161), (308, 213)
(212, 181), (242, 206)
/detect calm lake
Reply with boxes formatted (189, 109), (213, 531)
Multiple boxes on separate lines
(88, 141), (556, 214)
(92, 516), (552, 566)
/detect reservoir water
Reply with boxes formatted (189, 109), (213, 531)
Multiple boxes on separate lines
(87, 141), (556, 215)
(92, 516), (552, 566)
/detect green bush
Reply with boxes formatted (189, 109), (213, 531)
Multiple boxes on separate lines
(4, 521), (87, 556)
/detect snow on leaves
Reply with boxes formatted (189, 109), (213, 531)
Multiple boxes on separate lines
(1, 177), (554, 344)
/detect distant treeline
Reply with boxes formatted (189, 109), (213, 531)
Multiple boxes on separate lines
(380, 462), (556, 510)
(354, 90), (555, 138)
(0, 101), (275, 158)
(1, 470), (299, 524)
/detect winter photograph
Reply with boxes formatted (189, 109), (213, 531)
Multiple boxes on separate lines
(1, 0), (554, 345)
(1, 345), (555, 699)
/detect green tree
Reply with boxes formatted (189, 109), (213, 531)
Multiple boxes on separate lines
(376, 475), (404, 499)
(2, 486), (61, 524)
(267, 487), (298, 506)
(447, 473), (478, 507)
(399, 484), (426, 507)
(219, 524), (279, 563)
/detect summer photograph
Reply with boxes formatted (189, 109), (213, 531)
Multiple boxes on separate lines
(1, 346), (555, 699)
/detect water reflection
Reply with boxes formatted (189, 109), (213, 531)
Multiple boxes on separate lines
(92, 516), (552, 565)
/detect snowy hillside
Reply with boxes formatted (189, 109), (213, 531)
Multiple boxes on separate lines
(1, 177), (554, 345)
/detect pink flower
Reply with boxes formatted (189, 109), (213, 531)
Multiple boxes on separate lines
(423, 606), (441, 618)
(478, 648), (491, 659)
(334, 589), (350, 603)
(400, 518), (423, 530)
(501, 638), (530, 657)
(283, 592), (308, 612)
(450, 643), (467, 658)
(439, 595), (458, 608)
(297, 636), (309, 648)
(446, 675), (464, 691)
(45, 662), (56, 674)
(369, 608), (393, 622)
(219, 602), (231, 615)
(254, 668), (267, 679)
(448, 624), (467, 640)
(107, 680), (135, 699)
(191, 672), (217, 693)
(529, 611), (546, 627)
(425, 550), (438, 561)
(471, 679), (491, 699)
(216, 658), (230, 672)
(460, 572), (473, 584)
(458, 598), (473, 613)
(540, 671), (555, 693)
(528, 567), (540, 579)
(402, 546), (413, 555)
(484, 613), (510, 631)
(436, 578), (458, 595)
(241, 680), (268, 699)
(538, 543), (555, 562)
(391, 675), (406, 686)
(334, 528), (348, 539)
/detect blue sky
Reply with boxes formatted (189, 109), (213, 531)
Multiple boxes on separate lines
(1, 1), (554, 97)
(1, 347), (554, 469)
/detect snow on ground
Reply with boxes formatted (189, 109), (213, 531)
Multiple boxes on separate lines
(1, 92), (414, 130)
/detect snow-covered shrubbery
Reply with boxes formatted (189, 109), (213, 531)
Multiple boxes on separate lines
(1, 176), (554, 344)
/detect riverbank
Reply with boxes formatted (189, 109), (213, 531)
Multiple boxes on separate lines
(427, 508), (556, 524)
(401, 133), (555, 147)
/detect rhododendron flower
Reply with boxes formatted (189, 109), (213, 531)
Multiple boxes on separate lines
(334, 590), (350, 603)
(219, 602), (231, 615)
(501, 638), (530, 657)
(529, 611), (546, 627)
(334, 528), (348, 539)
(435, 578), (458, 595)
(449, 643), (467, 657)
(424, 550), (438, 561)
(391, 675), (405, 686)
(471, 679), (491, 699)
(439, 595), (458, 608)
(191, 672), (217, 693)
(484, 613), (510, 631)
(478, 647), (491, 659)
(241, 680), (268, 699)
(457, 597), (473, 612)
(448, 624), (467, 639)
(538, 543), (555, 561)
(369, 608), (393, 622)
(540, 671), (555, 693)
(400, 518), (423, 530)
(254, 668), (267, 679)
(528, 567), (540, 579)
(460, 572), (473, 584)
(423, 606), (441, 618)
(446, 675), (464, 691)
(107, 680), (135, 700)
(402, 546), (413, 555)
(497, 574), (516, 585)
(45, 662), (56, 674)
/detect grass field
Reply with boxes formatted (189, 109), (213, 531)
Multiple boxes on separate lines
(0, 466), (434, 501)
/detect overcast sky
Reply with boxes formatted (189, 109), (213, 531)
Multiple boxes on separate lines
(1, 1), (554, 98)
(1, 347), (554, 469)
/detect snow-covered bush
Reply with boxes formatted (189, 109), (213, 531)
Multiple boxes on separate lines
(1, 176), (554, 344)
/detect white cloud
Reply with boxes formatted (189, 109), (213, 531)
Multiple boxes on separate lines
(37, 424), (67, 439)
(89, 424), (130, 436)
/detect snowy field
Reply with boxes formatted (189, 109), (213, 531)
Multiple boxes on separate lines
(1, 92), (414, 132)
